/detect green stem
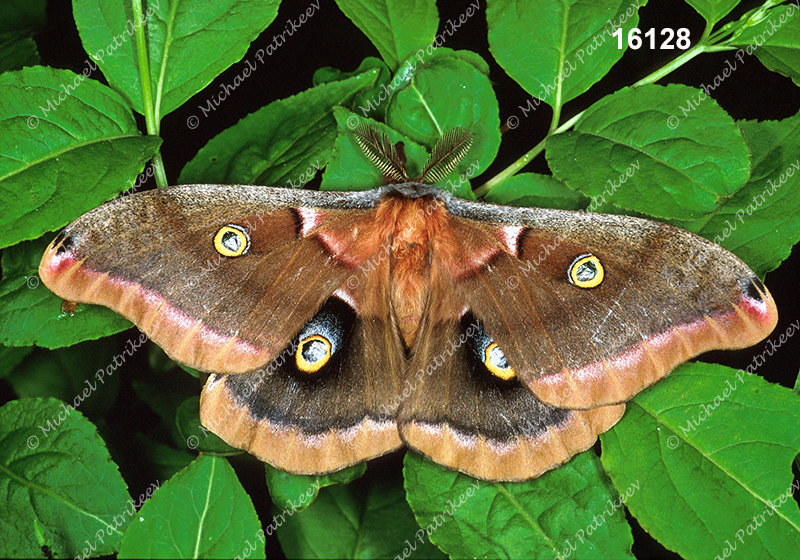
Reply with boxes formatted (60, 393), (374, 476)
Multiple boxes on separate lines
(632, 43), (709, 88)
(473, 136), (547, 199)
(475, 0), (782, 199)
(150, 152), (168, 187)
(475, 39), (709, 198)
(473, 112), (582, 198)
(707, 4), (763, 45)
(132, 0), (168, 188)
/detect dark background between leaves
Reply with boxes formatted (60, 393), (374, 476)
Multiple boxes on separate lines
(2, 0), (799, 558)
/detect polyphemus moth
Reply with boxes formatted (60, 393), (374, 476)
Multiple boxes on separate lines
(39, 127), (778, 481)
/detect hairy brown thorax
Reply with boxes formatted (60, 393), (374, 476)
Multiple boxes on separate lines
(375, 194), (449, 348)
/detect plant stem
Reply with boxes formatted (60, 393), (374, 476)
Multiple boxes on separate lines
(475, 34), (708, 198)
(132, 0), (168, 188)
(473, 136), (547, 199)
(475, 0), (780, 199)
(473, 112), (582, 198)
(631, 43), (708, 88)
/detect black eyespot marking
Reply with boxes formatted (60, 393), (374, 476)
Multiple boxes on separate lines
(441, 313), (571, 442)
(55, 231), (74, 255)
(290, 297), (353, 377)
(467, 317), (516, 382)
(223, 296), (362, 434)
(741, 275), (766, 303)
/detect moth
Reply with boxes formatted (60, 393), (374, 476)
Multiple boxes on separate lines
(39, 127), (778, 481)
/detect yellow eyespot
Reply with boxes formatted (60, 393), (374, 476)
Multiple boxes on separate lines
(569, 254), (604, 288)
(484, 342), (515, 380)
(214, 225), (249, 257)
(296, 335), (332, 373)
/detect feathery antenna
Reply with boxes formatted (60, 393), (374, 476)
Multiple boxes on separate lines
(352, 125), (409, 183)
(353, 125), (474, 185)
(416, 127), (474, 184)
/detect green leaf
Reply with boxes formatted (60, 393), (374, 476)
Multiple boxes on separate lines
(487, 0), (642, 107)
(685, 0), (740, 25)
(601, 361), (800, 560)
(0, 66), (162, 249)
(178, 364), (202, 378)
(175, 397), (241, 456)
(546, 84), (750, 219)
(4, 338), (122, 418)
(0, 344), (34, 379)
(0, 236), (133, 347)
(404, 451), (634, 560)
(335, 0), (439, 71)
(674, 109), (800, 276)
(314, 57), (393, 121)
(483, 173), (590, 210)
(732, 4), (800, 87)
(0, 0), (45, 72)
(0, 33), (39, 72)
(278, 468), (446, 559)
(73, 0), (280, 117)
(314, 57), (390, 87)
(0, 398), (131, 559)
(179, 70), (380, 186)
(444, 48), (492, 75)
(385, 53), (500, 179)
(119, 455), (264, 559)
(265, 462), (367, 513)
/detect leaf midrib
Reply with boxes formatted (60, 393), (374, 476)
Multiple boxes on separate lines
(0, 457), (125, 538)
(693, 119), (800, 234)
(633, 398), (800, 534)
(192, 456), (216, 558)
(492, 482), (559, 553)
(0, 134), (148, 185)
